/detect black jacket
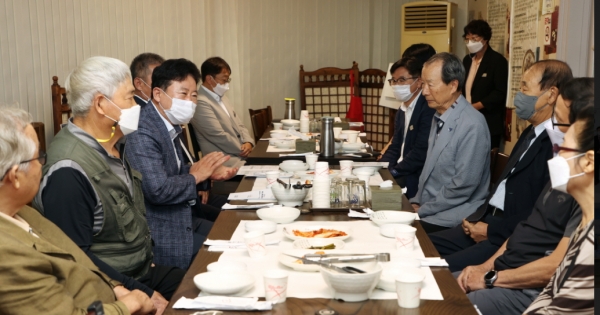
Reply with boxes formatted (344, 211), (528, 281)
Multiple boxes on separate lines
(380, 94), (435, 198)
(462, 46), (509, 137)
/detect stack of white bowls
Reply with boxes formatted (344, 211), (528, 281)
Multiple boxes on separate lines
(312, 161), (330, 208)
(281, 119), (300, 130)
(299, 110), (310, 133)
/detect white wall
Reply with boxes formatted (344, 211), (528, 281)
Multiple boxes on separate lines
(0, 0), (415, 146)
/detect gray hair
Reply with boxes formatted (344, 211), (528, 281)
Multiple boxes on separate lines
(0, 106), (36, 186)
(65, 56), (132, 117)
(424, 52), (466, 92)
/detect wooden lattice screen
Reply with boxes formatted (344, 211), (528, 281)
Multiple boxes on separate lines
(358, 69), (389, 151)
(299, 62), (359, 119)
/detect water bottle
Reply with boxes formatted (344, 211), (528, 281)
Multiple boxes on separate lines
(320, 116), (334, 157)
(284, 98), (296, 119)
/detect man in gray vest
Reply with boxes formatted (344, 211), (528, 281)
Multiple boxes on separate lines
(34, 56), (182, 314)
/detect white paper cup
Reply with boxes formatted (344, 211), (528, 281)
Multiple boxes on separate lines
(394, 225), (417, 253)
(395, 270), (425, 308)
(265, 171), (280, 187)
(300, 110), (310, 120)
(333, 127), (343, 138)
(339, 160), (354, 176)
(300, 119), (310, 133)
(273, 122), (283, 130)
(305, 154), (319, 170)
(314, 162), (330, 180)
(263, 269), (289, 303)
(244, 230), (267, 258)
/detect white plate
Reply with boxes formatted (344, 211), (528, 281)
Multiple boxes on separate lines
(245, 220), (277, 234)
(378, 265), (424, 292)
(206, 261), (247, 272)
(283, 225), (352, 241)
(193, 271), (255, 295)
(379, 223), (412, 238)
(293, 238), (346, 250)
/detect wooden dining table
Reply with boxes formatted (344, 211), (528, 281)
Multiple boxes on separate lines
(246, 127), (379, 165)
(164, 171), (477, 315)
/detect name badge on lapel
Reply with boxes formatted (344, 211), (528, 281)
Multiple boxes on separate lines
(481, 73), (487, 77)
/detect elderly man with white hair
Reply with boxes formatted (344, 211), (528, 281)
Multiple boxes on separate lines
(0, 106), (155, 314)
(33, 56), (183, 314)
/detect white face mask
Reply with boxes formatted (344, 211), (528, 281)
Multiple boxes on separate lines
(466, 40), (484, 54)
(547, 153), (585, 193)
(392, 79), (419, 103)
(211, 76), (230, 97)
(103, 96), (141, 136)
(543, 116), (565, 149)
(158, 90), (197, 125)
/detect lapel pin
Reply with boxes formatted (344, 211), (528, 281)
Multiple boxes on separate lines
(448, 127), (453, 132)
(409, 125), (414, 131)
(482, 73), (487, 77)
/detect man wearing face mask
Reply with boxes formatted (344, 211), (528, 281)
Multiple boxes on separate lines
(126, 58), (237, 270)
(34, 56), (184, 314)
(379, 57), (435, 198)
(130, 52), (165, 106)
(430, 59), (572, 272)
(462, 20), (508, 149)
(190, 57), (255, 167)
(455, 73), (590, 315)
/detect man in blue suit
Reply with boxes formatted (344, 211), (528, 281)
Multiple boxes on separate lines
(130, 53), (164, 107)
(380, 57), (435, 198)
(126, 59), (237, 270)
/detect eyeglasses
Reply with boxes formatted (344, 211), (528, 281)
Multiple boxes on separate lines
(0, 150), (46, 181)
(213, 76), (232, 84)
(552, 144), (583, 155)
(464, 36), (483, 44)
(388, 77), (417, 85)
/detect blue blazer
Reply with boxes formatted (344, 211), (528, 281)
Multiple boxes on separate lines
(134, 95), (149, 107)
(380, 94), (435, 198)
(125, 102), (198, 270)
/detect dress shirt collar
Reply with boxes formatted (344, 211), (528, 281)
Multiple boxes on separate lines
(534, 118), (549, 138)
(400, 91), (422, 112)
(201, 85), (221, 103)
(134, 94), (149, 104)
(0, 211), (38, 237)
(150, 101), (179, 140)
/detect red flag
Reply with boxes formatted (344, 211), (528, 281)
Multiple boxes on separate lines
(345, 71), (363, 123)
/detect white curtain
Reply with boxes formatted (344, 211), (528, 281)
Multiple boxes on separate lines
(0, 0), (406, 146)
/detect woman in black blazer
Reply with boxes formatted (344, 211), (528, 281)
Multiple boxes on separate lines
(462, 20), (509, 149)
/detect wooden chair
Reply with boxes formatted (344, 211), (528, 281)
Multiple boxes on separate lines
(250, 112), (267, 143)
(490, 152), (509, 189)
(299, 62), (359, 119)
(249, 106), (273, 128)
(51, 76), (72, 135)
(358, 68), (389, 151)
(32, 122), (46, 152)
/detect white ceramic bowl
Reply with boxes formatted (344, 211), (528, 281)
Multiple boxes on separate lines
(193, 271), (254, 295)
(270, 132), (288, 139)
(320, 263), (383, 302)
(245, 220), (278, 234)
(292, 238), (346, 250)
(279, 162), (309, 172)
(377, 264), (424, 292)
(271, 184), (308, 207)
(281, 119), (301, 127)
(342, 142), (364, 152)
(281, 159), (305, 165)
(275, 140), (296, 149)
(370, 211), (416, 226)
(352, 166), (380, 176)
(379, 223), (412, 238)
(256, 206), (301, 224)
(341, 130), (360, 135)
(206, 261), (248, 272)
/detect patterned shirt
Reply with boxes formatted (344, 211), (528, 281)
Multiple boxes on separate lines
(524, 221), (594, 314)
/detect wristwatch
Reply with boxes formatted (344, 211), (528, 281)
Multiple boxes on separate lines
(484, 270), (498, 288)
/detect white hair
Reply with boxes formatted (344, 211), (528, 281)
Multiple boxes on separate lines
(0, 106), (36, 186)
(65, 56), (132, 117)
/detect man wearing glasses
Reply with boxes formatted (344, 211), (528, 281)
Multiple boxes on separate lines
(190, 57), (255, 167)
(379, 57), (435, 198)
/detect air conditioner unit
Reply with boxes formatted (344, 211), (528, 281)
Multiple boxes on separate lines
(400, 1), (457, 55)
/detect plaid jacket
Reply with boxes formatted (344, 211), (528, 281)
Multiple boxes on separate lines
(125, 102), (198, 269)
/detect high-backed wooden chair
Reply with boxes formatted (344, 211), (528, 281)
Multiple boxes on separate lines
(299, 62), (359, 119)
(491, 152), (509, 189)
(51, 76), (72, 135)
(250, 112), (267, 143)
(358, 68), (389, 151)
(249, 106), (273, 128)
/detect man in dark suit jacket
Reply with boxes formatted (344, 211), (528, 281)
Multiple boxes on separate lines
(462, 20), (509, 149)
(430, 59), (573, 272)
(126, 59), (236, 269)
(380, 57), (435, 198)
(130, 53), (165, 107)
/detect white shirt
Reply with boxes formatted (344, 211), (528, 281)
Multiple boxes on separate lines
(201, 85), (231, 118)
(398, 91), (422, 163)
(0, 211), (39, 238)
(151, 101), (181, 171)
(134, 94), (149, 104)
(488, 119), (549, 210)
